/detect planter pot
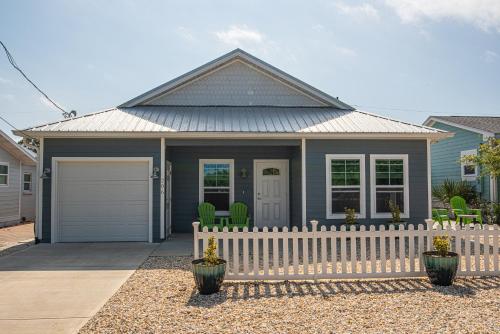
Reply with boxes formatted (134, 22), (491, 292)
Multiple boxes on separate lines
(192, 258), (227, 295)
(422, 251), (459, 286)
(385, 221), (407, 230)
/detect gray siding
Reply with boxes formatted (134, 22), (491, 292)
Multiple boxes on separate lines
(0, 147), (21, 223)
(42, 139), (161, 242)
(21, 164), (36, 220)
(145, 61), (324, 107)
(306, 139), (429, 227)
(168, 145), (301, 233)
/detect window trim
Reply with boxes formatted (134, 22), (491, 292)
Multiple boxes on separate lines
(325, 154), (366, 219)
(460, 149), (477, 181)
(23, 172), (33, 194)
(0, 162), (9, 187)
(370, 154), (410, 219)
(198, 159), (234, 215)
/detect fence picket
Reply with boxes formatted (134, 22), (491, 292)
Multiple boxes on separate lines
(474, 224), (481, 272)
(321, 225), (327, 275)
(273, 227), (279, 277)
(283, 227), (289, 278)
(493, 225), (499, 272)
(399, 224), (405, 272)
(331, 226), (337, 274)
(417, 224), (424, 272)
(465, 224), (471, 273)
(389, 225), (396, 272)
(483, 225), (491, 272)
(232, 227), (239, 274)
(263, 227), (269, 276)
(380, 225), (386, 273)
(369, 225), (376, 274)
(408, 224), (415, 273)
(243, 227), (249, 275)
(340, 225), (347, 274)
(350, 225), (357, 274)
(360, 225), (367, 274)
(252, 227), (259, 276)
(223, 227), (229, 262)
(302, 225), (309, 275)
(292, 226), (299, 275)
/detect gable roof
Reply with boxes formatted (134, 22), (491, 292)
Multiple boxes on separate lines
(423, 116), (500, 137)
(0, 130), (36, 165)
(119, 49), (353, 109)
(15, 106), (450, 140)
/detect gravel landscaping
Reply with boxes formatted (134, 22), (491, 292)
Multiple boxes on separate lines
(80, 256), (500, 334)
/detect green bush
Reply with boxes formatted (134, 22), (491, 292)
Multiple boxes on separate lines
(432, 179), (479, 207)
(344, 207), (356, 224)
(433, 236), (450, 257)
(203, 236), (219, 265)
(388, 200), (401, 223)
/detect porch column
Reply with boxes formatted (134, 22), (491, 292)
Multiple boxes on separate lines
(36, 138), (44, 241)
(427, 139), (432, 219)
(160, 138), (165, 239)
(301, 138), (306, 225)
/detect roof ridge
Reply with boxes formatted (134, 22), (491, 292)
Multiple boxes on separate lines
(355, 109), (448, 133)
(21, 108), (116, 131)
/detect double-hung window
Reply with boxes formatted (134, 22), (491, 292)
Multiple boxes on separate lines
(370, 155), (409, 218)
(460, 149), (477, 181)
(326, 154), (365, 219)
(199, 159), (234, 214)
(23, 172), (32, 193)
(0, 163), (8, 186)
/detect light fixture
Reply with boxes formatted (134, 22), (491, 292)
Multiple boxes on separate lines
(40, 168), (51, 179)
(151, 167), (160, 179)
(240, 168), (248, 179)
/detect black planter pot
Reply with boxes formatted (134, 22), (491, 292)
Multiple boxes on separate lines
(192, 258), (227, 295)
(422, 251), (459, 286)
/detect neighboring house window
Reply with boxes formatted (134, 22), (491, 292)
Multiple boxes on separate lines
(0, 163), (8, 186)
(326, 154), (366, 219)
(460, 149), (477, 181)
(199, 159), (234, 214)
(370, 155), (409, 219)
(23, 172), (32, 193)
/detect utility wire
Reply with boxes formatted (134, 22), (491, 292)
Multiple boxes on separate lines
(0, 40), (75, 118)
(0, 115), (36, 141)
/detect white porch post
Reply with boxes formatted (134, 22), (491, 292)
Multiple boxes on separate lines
(160, 138), (165, 239)
(427, 139), (432, 219)
(36, 138), (44, 240)
(301, 138), (306, 225)
(491, 176), (498, 203)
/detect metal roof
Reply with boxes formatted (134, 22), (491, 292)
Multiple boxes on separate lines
(18, 106), (448, 138)
(0, 130), (36, 165)
(424, 116), (500, 135)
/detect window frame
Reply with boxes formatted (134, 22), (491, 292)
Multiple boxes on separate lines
(325, 154), (366, 219)
(460, 149), (477, 181)
(23, 172), (33, 194)
(198, 159), (234, 215)
(370, 154), (410, 219)
(0, 162), (8, 187)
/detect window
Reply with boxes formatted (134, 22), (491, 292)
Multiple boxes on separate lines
(370, 155), (409, 219)
(326, 154), (365, 219)
(199, 159), (234, 214)
(263, 168), (280, 175)
(23, 172), (32, 193)
(461, 149), (477, 181)
(0, 163), (8, 186)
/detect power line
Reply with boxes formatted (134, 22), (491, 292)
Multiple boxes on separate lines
(0, 40), (76, 118)
(0, 114), (36, 141)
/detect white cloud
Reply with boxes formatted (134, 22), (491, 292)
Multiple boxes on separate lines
(335, 2), (380, 20)
(214, 25), (264, 46)
(176, 26), (196, 42)
(0, 77), (11, 84)
(482, 50), (498, 62)
(0, 93), (14, 101)
(39, 96), (65, 111)
(384, 0), (500, 33)
(336, 46), (358, 57)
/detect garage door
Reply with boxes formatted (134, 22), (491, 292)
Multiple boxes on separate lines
(55, 160), (150, 242)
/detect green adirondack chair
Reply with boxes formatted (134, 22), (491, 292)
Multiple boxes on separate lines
(198, 202), (224, 230)
(450, 196), (482, 225)
(225, 202), (250, 230)
(432, 208), (450, 227)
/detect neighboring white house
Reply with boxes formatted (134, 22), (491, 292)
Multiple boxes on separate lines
(0, 130), (36, 227)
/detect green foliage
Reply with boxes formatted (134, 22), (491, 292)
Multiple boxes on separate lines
(388, 200), (401, 223)
(203, 236), (219, 265)
(344, 207), (356, 224)
(481, 201), (500, 225)
(432, 179), (479, 207)
(461, 138), (500, 179)
(433, 236), (450, 257)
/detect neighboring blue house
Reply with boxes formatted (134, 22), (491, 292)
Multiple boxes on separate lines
(15, 49), (450, 243)
(423, 116), (500, 203)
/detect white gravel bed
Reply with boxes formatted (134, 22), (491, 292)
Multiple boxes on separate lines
(79, 256), (500, 334)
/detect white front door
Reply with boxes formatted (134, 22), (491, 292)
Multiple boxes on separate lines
(254, 160), (289, 228)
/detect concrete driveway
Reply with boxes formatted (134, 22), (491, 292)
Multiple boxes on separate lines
(0, 242), (157, 334)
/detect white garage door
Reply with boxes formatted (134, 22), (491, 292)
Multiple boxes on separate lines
(55, 159), (150, 242)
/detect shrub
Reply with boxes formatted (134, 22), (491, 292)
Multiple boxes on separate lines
(433, 236), (450, 257)
(388, 200), (401, 223)
(344, 207), (356, 224)
(432, 179), (479, 207)
(481, 201), (500, 225)
(203, 236), (219, 265)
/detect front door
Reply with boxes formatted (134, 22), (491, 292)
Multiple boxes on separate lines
(254, 160), (289, 228)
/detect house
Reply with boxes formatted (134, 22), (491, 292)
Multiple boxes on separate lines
(0, 130), (36, 227)
(423, 116), (500, 203)
(15, 49), (450, 243)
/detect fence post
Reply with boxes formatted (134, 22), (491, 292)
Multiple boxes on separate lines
(425, 219), (434, 251)
(193, 221), (200, 259)
(310, 220), (318, 280)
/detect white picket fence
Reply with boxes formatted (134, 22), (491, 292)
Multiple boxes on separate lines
(193, 220), (500, 280)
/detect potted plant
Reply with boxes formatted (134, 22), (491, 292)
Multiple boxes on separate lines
(192, 236), (226, 295)
(422, 236), (459, 286)
(344, 207), (359, 231)
(385, 200), (407, 230)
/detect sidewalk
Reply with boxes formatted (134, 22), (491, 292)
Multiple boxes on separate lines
(0, 222), (35, 256)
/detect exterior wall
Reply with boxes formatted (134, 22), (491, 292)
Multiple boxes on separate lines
(306, 139), (429, 227)
(21, 164), (36, 220)
(429, 122), (490, 200)
(0, 146), (21, 223)
(42, 139), (161, 242)
(167, 143), (301, 233)
(145, 61), (324, 107)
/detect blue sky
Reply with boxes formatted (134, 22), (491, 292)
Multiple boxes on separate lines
(1, 0), (499, 138)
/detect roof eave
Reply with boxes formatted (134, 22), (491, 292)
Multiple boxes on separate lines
(424, 117), (496, 138)
(0, 131), (36, 164)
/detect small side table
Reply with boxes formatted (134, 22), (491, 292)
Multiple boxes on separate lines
(458, 214), (479, 227)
